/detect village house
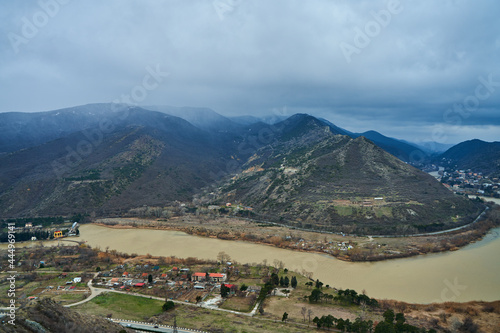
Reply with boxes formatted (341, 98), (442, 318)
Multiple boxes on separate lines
(223, 284), (238, 295)
(192, 272), (207, 282)
(209, 273), (226, 282)
(192, 272), (227, 282)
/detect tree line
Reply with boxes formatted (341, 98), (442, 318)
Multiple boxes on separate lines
(306, 283), (378, 307)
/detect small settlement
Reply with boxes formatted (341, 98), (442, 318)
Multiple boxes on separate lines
(92, 263), (253, 304)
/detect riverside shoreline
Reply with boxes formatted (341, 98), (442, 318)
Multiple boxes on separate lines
(94, 204), (499, 262)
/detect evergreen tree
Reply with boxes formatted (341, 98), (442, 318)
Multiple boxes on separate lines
(383, 309), (395, 324)
(271, 273), (280, 286)
(221, 284), (230, 298)
(308, 288), (322, 303)
(291, 276), (297, 288)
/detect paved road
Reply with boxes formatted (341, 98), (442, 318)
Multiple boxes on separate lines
(65, 272), (105, 307)
(113, 320), (206, 332)
(370, 206), (490, 238)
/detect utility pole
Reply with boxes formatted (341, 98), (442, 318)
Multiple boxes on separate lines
(173, 314), (178, 333)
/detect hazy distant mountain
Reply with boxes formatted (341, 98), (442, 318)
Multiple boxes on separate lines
(351, 130), (428, 164)
(0, 103), (124, 154)
(260, 114), (289, 124)
(0, 103), (242, 154)
(229, 114), (289, 125)
(229, 115), (262, 125)
(143, 105), (240, 132)
(404, 140), (454, 154)
(438, 139), (500, 177)
(202, 114), (481, 235)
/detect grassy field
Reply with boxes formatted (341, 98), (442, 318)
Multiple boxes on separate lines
(334, 206), (353, 216)
(220, 295), (256, 312)
(262, 296), (358, 323)
(169, 305), (314, 333)
(74, 292), (164, 321)
(73, 292), (324, 332)
(50, 292), (88, 304)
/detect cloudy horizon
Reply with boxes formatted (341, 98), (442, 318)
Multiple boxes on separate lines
(1, 0), (499, 144)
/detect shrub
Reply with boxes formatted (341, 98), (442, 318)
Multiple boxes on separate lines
(162, 301), (175, 311)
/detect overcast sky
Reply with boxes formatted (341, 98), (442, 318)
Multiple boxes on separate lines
(1, 0), (499, 144)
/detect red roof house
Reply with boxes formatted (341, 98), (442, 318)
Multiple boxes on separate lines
(209, 273), (226, 282)
(192, 272), (207, 282)
(223, 284), (238, 294)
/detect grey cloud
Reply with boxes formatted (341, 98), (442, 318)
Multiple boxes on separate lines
(0, 0), (498, 143)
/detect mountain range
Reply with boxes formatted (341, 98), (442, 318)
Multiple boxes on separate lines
(0, 103), (493, 234)
(0, 104), (434, 161)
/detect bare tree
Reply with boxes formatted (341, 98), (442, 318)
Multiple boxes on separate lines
(217, 251), (231, 263)
(301, 269), (313, 280)
(307, 309), (313, 324)
(301, 307), (307, 322)
(359, 300), (367, 320)
(153, 207), (163, 218)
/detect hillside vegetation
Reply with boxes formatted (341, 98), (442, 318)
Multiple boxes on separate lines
(204, 115), (482, 235)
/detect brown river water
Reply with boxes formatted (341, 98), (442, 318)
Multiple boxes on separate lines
(8, 224), (500, 303)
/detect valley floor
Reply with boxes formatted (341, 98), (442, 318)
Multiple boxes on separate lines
(2, 245), (498, 333)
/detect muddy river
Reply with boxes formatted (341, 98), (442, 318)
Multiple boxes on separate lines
(9, 224), (500, 303)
